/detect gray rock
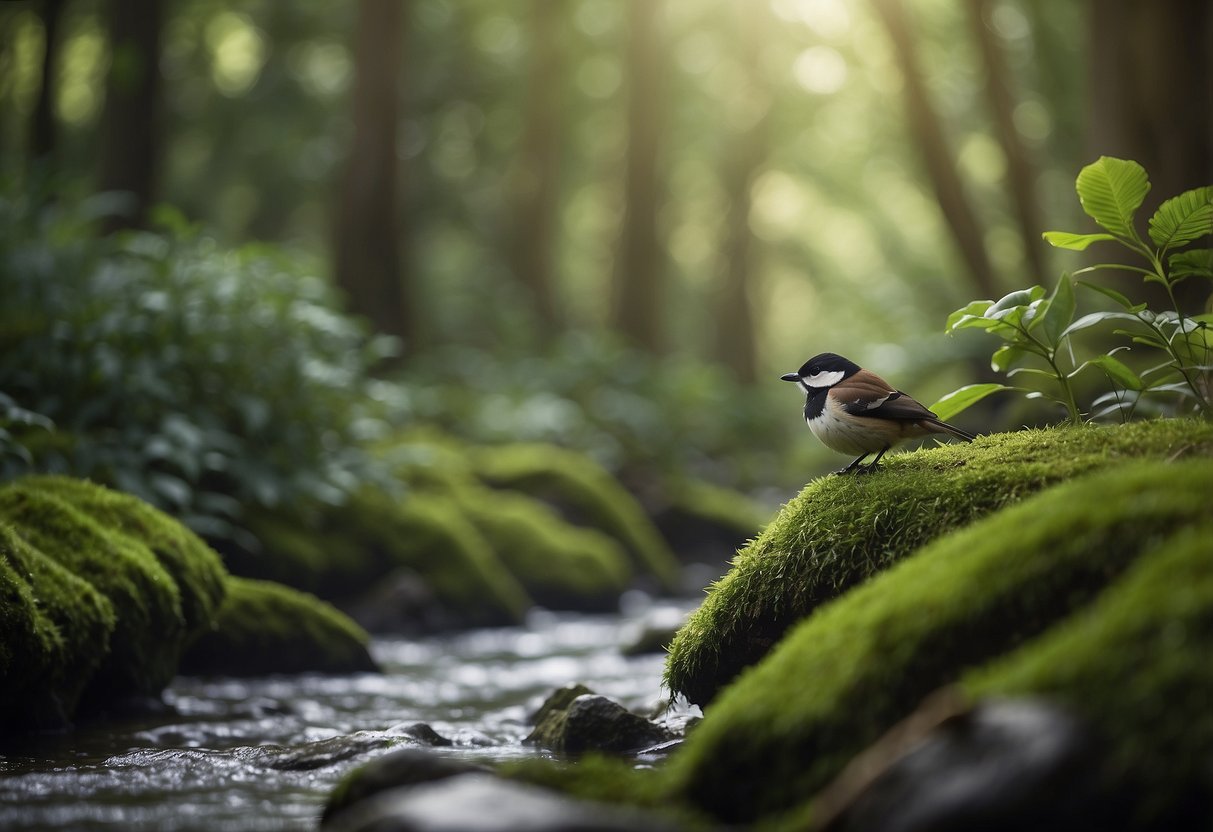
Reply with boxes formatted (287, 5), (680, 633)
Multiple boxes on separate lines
(323, 748), (490, 824)
(261, 732), (396, 771)
(322, 773), (681, 832)
(529, 683), (594, 725)
(814, 698), (1120, 832)
(526, 694), (673, 754)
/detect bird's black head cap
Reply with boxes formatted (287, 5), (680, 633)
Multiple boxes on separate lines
(796, 352), (860, 378)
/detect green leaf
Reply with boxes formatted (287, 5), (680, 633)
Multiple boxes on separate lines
(1042, 231), (1116, 251)
(991, 344), (1029, 372)
(1061, 310), (1142, 338)
(1077, 354), (1142, 390)
(1170, 249), (1213, 281)
(927, 383), (1013, 422)
(1148, 186), (1213, 250)
(1007, 367), (1062, 383)
(1076, 280), (1146, 312)
(1075, 157), (1150, 240)
(1036, 274), (1075, 343)
(945, 300), (994, 332)
(986, 286), (1045, 317)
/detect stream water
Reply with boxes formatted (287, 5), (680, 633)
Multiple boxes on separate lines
(0, 595), (698, 832)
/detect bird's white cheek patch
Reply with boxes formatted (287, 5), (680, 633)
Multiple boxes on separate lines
(804, 370), (846, 388)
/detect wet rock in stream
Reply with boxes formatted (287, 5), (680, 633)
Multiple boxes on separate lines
(322, 772), (681, 832)
(525, 693), (673, 755)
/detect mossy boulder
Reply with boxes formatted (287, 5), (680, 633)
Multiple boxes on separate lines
(0, 523), (115, 731)
(662, 459), (1213, 824)
(665, 420), (1213, 706)
(455, 487), (632, 611)
(473, 443), (683, 592)
(651, 478), (770, 567)
(180, 577), (377, 676)
(345, 491), (532, 627)
(964, 522), (1213, 827)
(18, 475), (226, 633)
(0, 482), (188, 701)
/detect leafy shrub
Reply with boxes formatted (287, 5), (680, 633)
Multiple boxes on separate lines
(939, 157), (1212, 424)
(0, 189), (400, 537)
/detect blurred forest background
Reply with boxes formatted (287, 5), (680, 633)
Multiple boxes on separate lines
(1, 0), (1210, 525)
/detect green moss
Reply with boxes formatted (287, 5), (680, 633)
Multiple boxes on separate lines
(0, 523), (115, 731)
(474, 443), (683, 591)
(662, 459), (1213, 824)
(967, 523), (1213, 825)
(180, 577), (378, 676)
(0, 483), (187, 700)
(661, 479), (770, 542)
(343, 490), (531, 626)
(665, 420), (1213, 705)
(456, 487), (632, 611)
(17, 476), (226, 633)
(234, 507), (374, 597)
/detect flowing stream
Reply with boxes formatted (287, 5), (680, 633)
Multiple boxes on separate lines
(0, 595), (697, 831)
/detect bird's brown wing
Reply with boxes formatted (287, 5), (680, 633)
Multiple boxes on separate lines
(835, 370), (938, 422)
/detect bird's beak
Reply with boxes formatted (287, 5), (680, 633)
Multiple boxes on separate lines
(780, 372), (800, 382)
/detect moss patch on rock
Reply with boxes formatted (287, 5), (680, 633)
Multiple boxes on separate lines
(456, 488), (631, 611)
(346, 491), (532, 627)
(0, 523), (115, 731)
(474, 443), (683, 591)
(965, 522), (1213, 826)
(180, 577), (378, 676)
(0, 482), (187, 701)
(18, 475), (226, 633)
(652, 478), (771, 566)
(665, 420), (1213, 706)
(661, 459), (1213, 824)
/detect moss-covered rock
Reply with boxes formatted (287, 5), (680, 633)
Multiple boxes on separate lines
(474, 443), (683, 591)
(0, 483), (187, 701)
(18, 475), (226, 633)
(661, 460), (1213, 824)
(965, 522), (1213, 827)
(665, 420), (1213, 706)
(0, 523), (115, 731)
(651, 478), (771, 567)
(345, 491), (532, 627)
(456, 488), (632, 611)
(180, 577), (378, 676)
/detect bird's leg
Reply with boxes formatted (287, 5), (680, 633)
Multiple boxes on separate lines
(854, 446), (890, 475)
(837, 453), (870, 475)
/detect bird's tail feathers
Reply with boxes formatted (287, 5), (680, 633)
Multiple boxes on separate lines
(925, 419), (976, 442)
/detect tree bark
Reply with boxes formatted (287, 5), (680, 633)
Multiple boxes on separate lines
(334, 0), (411, 344)
(506, 0), (565, 334)
(1088, 0), (1212, 312)
(968, 0), (1046, 282)
(611, 0), (666, 353)
(712, 0), (770, 385)
(97, 0), (162, 230)
(870, 0), (999, 299)
(31, 0), (66, 162)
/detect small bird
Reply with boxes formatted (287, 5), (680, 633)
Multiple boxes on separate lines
(781, 353), (975, 474)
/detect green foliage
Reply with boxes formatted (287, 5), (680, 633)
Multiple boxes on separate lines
(0, 190), (400, 537)
(180, 576), (377, 676)
(664, 419), (1213, 707)
(664, 459), (1213, 824)
(0, 391), (53, 476)
(946, 157), (1213, 423)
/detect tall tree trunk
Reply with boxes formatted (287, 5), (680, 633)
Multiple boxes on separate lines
(31, 0), (66, 162)
(968, 0), (1046, 282)
(506, 0), (565, 335)
(334, 0), (411, 345)
(1088, 0), (1212, 312)
(98, 0), (161, 231)
(611, 0), (665, 353)
(870, 0), (999, 299)
(712, 0), (769, 385)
